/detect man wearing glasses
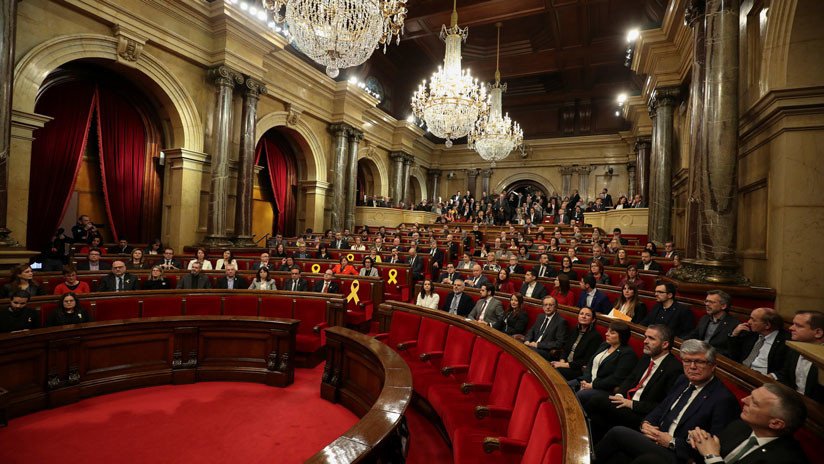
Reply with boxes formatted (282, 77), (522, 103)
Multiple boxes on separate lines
(97, 261), (139, 292)
(685, 290), (739, 357)
(285, 267), (308, 292)
(642, 282), (695, 338)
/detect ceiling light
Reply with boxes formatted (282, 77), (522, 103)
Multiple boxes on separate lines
(626, 28), (640, 43)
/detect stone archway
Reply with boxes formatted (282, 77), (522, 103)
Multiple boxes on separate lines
(357, 157), (381, 199)
(494, 172), (558, 197)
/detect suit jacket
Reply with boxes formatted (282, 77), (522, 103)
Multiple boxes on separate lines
(468, 297), (504, 325)
(97, 273), (140, 292)
(617, 353), (683, 416)
(532, 264), (557, 279)
(428, 248), (445, 273)
(560, 328), (604, 373)
(408, 255), (424, 280)
(581, 343), (638, 392)
(76, 261), (112, 271)
(176, 273), (212, 289)
(506, 264), (525, 275)
(467, 274), (490, 289)
(716, 419), (809, 464)
(577, 289), (613, 315)
(728, 329), (790, 375)
(293, 252), (312, 259)
(525, 313), (568, 351)
(493, 310), (529, 336)
(519, 282), (548, 300)
(438, 271), (464, 283)
(215, 276), (249, 290)
(158, 258), (183, 270)
(644, 375), (740, 461)
(312, 280), (340, 294)
(776, 349), (824, 403)
(638, 260), (663, 272)
(441, 292), (474, 317)
(641, 302), (695, 338)
(332, 239), (349, 249)
(685, 312), (740, 356)
(446, 242), (459, 261)
(283, 278), (309, 292)
(107, 245), (133, 255)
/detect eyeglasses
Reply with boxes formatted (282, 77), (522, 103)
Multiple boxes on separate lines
(654, 290), (668, 294)
(682, 359), (712, 366)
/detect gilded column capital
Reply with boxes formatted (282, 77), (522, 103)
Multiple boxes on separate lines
(684, 0), (706, 27)
(209, 66), (243, 88)
(652, 87), (681, 108)
(328, 123), (351, 137)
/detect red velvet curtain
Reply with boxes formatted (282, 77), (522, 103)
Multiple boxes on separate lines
(255, 133), (297, 235)
(27, 82), (98, 249)
(94, 85), (147, 242)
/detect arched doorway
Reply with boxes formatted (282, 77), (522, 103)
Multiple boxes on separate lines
(409, 176), (423, 206)
(29, 62), (164, 250)
(356, 158), (381, 204)
(253, 128), (300, 238)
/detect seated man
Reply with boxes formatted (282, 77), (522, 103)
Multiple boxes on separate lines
(727, 307), (789, 376)
(595, 339), (740, 464)
(519, 270), (548, 300)
(407, 246), (424, 281)
(577, 275), (613, 315)
(506, 255), (525, 275)
(532, 252), (557, 279)
(688, 383), (810, 464)
(438, 263), (463, 285)
(312, 269), (340, 294)
(176, 262), (211, 289)
(467, 283), (503, 326)
(641, 282), (695, 338)
(465, 264), (490, 289)
(159, 247), (182, 270)
(254, 252), (272, 271)
(638, 249), (663, 272)
(774, 310), (824, 403)
(284, 267), (309, 292)
(387, 247), (404, 264)
(97, 261), (139, 292)
(293, 242), (312, 259)
(76, 248), (112, 271)
(441, 279), (473, 317)
(523, 296), (568, 360)
(107, 239), (133, 255)
(215, 264), (248, 290)
(685, 290), (739, 356)
(0, 291), (40, 332)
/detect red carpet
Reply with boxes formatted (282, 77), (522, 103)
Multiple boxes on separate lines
(0, 367), (357, 464)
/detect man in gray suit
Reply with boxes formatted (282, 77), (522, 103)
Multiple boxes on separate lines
(467, 283), (503, 326)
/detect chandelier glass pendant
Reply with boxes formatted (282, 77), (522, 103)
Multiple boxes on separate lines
(468, 23), (523, 167)
(262, 0), (408, 78)
(410, 0), (488, 148)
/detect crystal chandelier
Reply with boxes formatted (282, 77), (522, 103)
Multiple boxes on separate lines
(410, 0), (488, 148)
(262, 0), (408, 78)
(468, 23), (523, 167)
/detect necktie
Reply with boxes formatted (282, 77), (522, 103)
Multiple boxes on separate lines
(117, 276), (123, 291)
(627, 360), (656, 399)
(535, 316), (551, 343)
(726, 435), (760, 463)
(166, 259), (170, 266)
(659, 384), (696, 430)
(478, 299), (488, 321)
(450, 294), (460, 313)
(743, 335), (766, 368)
(228, 279), (234, 289)
(539, 266), (545, 277)
(322, 282), (329, 293)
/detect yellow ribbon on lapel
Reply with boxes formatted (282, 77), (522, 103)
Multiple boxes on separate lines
(311, 264), (320, 274)
(347, 280), (360, 303)
(388, 269), (398, 284)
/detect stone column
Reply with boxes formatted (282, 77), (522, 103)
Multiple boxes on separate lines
(328, 124), (350, 231)
(466, 168), (479, 199)
(389, 152), (405, 207)
(634, 138), (651, 203)
(627, 161), (637, 198)
(203, 66), (243, 247)
(578, 165), (593, 200)
(559, 166), (575, 196)
(232, 77), (266, 246)
(647, 87), (679, 245)
(480, 169), (493, 198)
(344, 129), (363, 232)
(428, 169), (441, 202)
(0, 0), (19, 246)
(685, 0), (707, 259)
(401, 155), (414, 206)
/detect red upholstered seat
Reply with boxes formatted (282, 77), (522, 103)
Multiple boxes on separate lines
(295, 299), (329, 353)
(185, 295), (222, 316)
(411, 326), (476, 397)
(452, 373), (549, 464)
(521, 402), (563, 464)
(259, 296), (294, 319)
(222, 295), (259, 316)
(628, 333), (644, 357)
(374, 311), (421, 349)
(397, 317), (448, 361)
(426, 337), (502, 403)
(141, 296), (183, 317)
(39, 303), (58, 326)
(93, 298), (140, 321)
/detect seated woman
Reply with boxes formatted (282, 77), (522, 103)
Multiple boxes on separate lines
(332, 256), (358, 275)
(278, 256), (297, 272)
(605, 238), (622, 255)
(145, 238), (163, 255)
(317, 244), (332, 260)
(494, 292), (529, 338)
(249, 267), (277, 290)
(551, 307), (602, 381)
(618, 264), (645, 290)
(558, 256), (578, 282)
(547, 237), (561, 253)
(126, 248), (147, 270)
(517, 245), (530, 262)
(644, 241), (658, 256)
(613, 248), (630, 268)
(350, 236), (366, 251)
(494, 268), (516, 294)
(571, 321), (637, 405)
(415, 279), (440, 310)
(46, 292), (93, 327)
(587, 260), (611, 286)
(368, 248), (382, 263)
(188, 248), (213, 270)
(215, 249), (238, 270)
(142, 265), (172, 290)
(53, 266), (91, 295)
(609, 283), (647, 323)
(483, 253), (500, 272)
(1, 264), (46, 298)
(272, 243), (288, 258)
(359, 257), (380, 277)
(665, 254), (682, 278)
(550, 273), (575, 307)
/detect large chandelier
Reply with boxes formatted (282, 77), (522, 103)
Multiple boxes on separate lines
(468, 23), (523, 167)
(410, 0), (487, 147)
(262, 0), (408, 78)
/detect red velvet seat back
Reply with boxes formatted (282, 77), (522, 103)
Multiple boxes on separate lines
(628, 334), (644, 357)
(93, 298), (140, 321)
(521, 402), (563, 464)
(523, 303), (542, 329)
(259, 296), (294, 319)
(415, 318), (449, 353)
(488, 353), (526, 408)
(439, 326), (476, 367)
(223, 295), (259, 316)
(141, 296), (183, 317)
(39, 303), (58, 326)
(296, 299), (327, 335)
(506, 374), (549, 441)
(465, 337), (501, 384)
(185, 295), (222, 316)
(385, 311), (421, 348)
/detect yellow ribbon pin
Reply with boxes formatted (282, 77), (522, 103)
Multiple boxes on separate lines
(311, 263), (320, 273)
(347, 280), (360, 303)
(347, 253), (355, 262)
(388, 269), (398, 284)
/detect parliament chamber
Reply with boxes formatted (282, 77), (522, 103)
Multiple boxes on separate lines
(1, 0), (823, 463)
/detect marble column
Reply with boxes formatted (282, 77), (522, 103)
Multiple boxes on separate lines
(401, 155), (414, 206)
(627, 161), (637, 198)
(389, 152), (405, 207)
(559, 166), (575, 196)
(578, 165), (593, 199)
(203, 66), (242, 247)
(634, 138), (651, 204)
(685, 0), (707, 260)
(0, 0), (19, 246)
(328, 124), (350, 231)
(647, 87), (679, 245)
(466, 168), (479, 199)
(480, 169), (493, 198)
(344, 129), (363, 232)
(428, 169), (441, 203)
(232, 77), (266, 247)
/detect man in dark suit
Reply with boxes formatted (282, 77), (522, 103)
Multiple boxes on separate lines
(438, 263), (463, 285)
(775, 310), (824, 403)
(97, 261), (140, 292)
(312, 269), (340, 294)
(506, 255), (525, 275)
(159, 248), (183, 270)
(688, 383), (810, 464)
(612, 228), (629, 246)
(215, 264), (249, 290)
(441, 279), (474, 317)
(76, 249), (112, 271)
(253, 252), (272, 271)
(595, 339), (740, 464)
(601, 188), (613, 207)
(638, 250), (663, 272)
(685, 290), (740, 356)
(427, 239), (445, 280)
(107, 239), (133, 255)
(387, 247), (405, 264)
(577, 275), (613, 315)
(532, 253), (557, 279)
(519, 270), (548, 300)
(293, 242), (312, 259)
(524, 296), (568, 360)
(445, 234), (459, 261)
(465, 264), (490, 289)
(467, 284), (504, 326)
(641, 282), (695, 338)
(557, 209), (572, 225)
(284, 267), (309, 292)
(407, 246), (424, 281)
(585, 325), (683, 441)
(727, 307), (789, 377)
(331, 232), (348, 250)
(176, 262), (211, 289)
